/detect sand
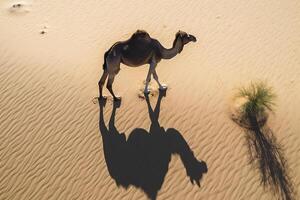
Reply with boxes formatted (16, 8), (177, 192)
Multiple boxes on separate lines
(0, 0), (300, 199)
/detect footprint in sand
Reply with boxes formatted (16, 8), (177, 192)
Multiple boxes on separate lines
(138, 80), (168, 100)
(92, 96), (116, 104)
(12, 3), (22, 8)
(92, 97), (99, 104)
(9, 2), (31, 14)
(40, 26), (48, 35)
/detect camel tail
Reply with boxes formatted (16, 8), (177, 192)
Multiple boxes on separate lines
(103, 42), (119, 70)
(102, 49), (110, 70)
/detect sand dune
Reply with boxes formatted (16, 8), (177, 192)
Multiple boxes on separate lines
(0, 0), (300, 199)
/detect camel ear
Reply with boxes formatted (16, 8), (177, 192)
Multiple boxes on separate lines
(177, 30), (184, 37)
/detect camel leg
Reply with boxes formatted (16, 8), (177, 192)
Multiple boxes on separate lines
(152, 69), (167, 90)
(98, 70), (108, 99)
(144, 67), (152, 94)
(107, 74), (121, 101)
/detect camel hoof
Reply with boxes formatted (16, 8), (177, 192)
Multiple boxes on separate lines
(93, 96), (106, 104)
(113, 96), (122, 101)
(159, 89), (167, 97)
(159, 84), (168, 91)
(98, 97), (107, 107)
(144, 88), (151, 94)
(97, 96), (107, 103)
(99, 96), (107, 100)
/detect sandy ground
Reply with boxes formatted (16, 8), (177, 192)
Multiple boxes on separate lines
(1, 0), (300, 199)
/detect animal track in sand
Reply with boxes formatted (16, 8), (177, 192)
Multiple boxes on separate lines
(9, 2), (31, 14)
(40, 26), (48, 35)
(92, 97), (99, 104)
(92, 96), (118, 105)
(138, 80), (169, 100)
(12, 3), (22, 8)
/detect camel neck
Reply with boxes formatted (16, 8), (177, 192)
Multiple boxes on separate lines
(160, 35), (183, 59)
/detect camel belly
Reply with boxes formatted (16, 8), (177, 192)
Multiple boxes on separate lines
(121, 57), (150, 67)
(121, 44), (154, 67)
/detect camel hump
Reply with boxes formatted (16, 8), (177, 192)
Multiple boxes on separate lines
(131, 30), (151, 40)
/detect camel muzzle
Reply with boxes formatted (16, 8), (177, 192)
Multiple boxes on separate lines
(189, 35), (197, 42)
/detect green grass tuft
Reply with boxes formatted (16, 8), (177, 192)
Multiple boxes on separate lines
(236, 81), (276, 117)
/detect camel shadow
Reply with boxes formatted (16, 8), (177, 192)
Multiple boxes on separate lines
(98, 90), (207, 200)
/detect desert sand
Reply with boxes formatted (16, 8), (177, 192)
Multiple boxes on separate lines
(0, 0), (300, 199)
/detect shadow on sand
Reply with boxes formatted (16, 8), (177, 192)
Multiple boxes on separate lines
(245, 115), (294, 200)
(98, 90), (207, 200)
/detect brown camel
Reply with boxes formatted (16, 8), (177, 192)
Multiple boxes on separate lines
(98, 30), (197, 101)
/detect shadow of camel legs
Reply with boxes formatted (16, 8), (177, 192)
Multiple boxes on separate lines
(98, 90), (207, 200)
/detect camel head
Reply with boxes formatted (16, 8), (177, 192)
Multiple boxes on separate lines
(177, 30), (197, 44)
(174, 31), (197, 53)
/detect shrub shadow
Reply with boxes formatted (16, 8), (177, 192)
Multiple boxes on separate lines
(244, 115), (295, 200)
(98, 90), (207, 200)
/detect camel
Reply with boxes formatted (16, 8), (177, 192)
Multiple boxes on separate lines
(98, 30), (197, 101)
